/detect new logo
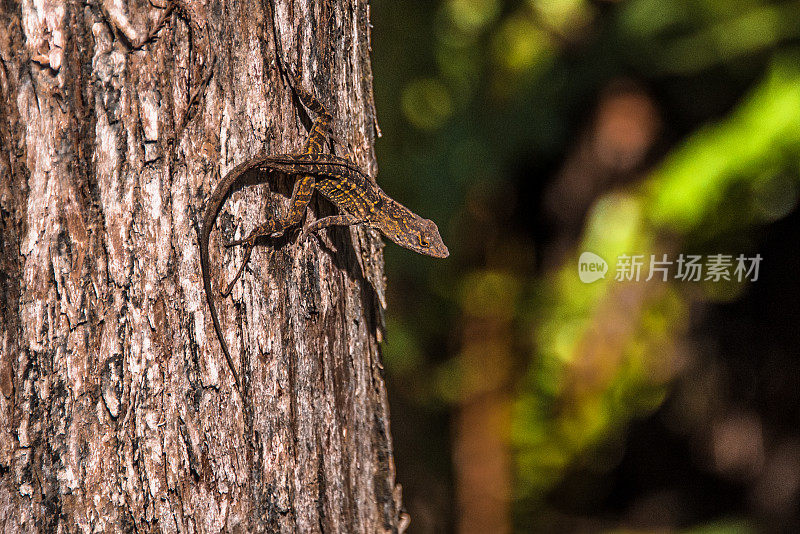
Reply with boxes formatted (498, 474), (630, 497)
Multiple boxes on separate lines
(578, 252), (608, 283)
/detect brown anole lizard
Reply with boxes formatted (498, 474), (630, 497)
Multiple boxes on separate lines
(199, 13), (448, 393)
(199, 151), (449, 392)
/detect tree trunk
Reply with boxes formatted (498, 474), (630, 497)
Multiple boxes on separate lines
(0, 0), (405, 531)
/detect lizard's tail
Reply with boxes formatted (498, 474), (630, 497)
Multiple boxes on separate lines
(200, 204), (243, 394)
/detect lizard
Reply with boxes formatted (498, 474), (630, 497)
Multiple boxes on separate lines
(199, 10), (448, 393)
(199, 148), (450, 393)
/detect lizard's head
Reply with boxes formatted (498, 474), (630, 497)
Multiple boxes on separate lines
(376, 200), (449, 258)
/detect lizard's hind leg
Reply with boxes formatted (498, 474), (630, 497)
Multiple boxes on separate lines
(221, 218), (281, 297)
(222, 174), (317, 294)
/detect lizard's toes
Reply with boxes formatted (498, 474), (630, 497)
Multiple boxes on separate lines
(224, 236), (255, 248)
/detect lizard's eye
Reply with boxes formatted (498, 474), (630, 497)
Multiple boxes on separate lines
(419, 236), (430, 247)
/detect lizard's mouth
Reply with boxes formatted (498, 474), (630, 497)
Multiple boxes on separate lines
(429, 244), (449, 258)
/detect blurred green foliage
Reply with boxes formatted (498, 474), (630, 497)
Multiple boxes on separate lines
(514, 57), (800, 501)
(372, 0), (800, 529)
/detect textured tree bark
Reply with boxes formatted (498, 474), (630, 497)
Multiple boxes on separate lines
(0, 0), (406, 531)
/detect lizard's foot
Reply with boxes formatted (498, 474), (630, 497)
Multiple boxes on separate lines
(221, 221), (290, 295)
(300, 225), (338, 254)
(220, 228), (273, 296)
(221, 243), (253, 297)
(224, 221), (286, 249)
(224, 236), (256, 248)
